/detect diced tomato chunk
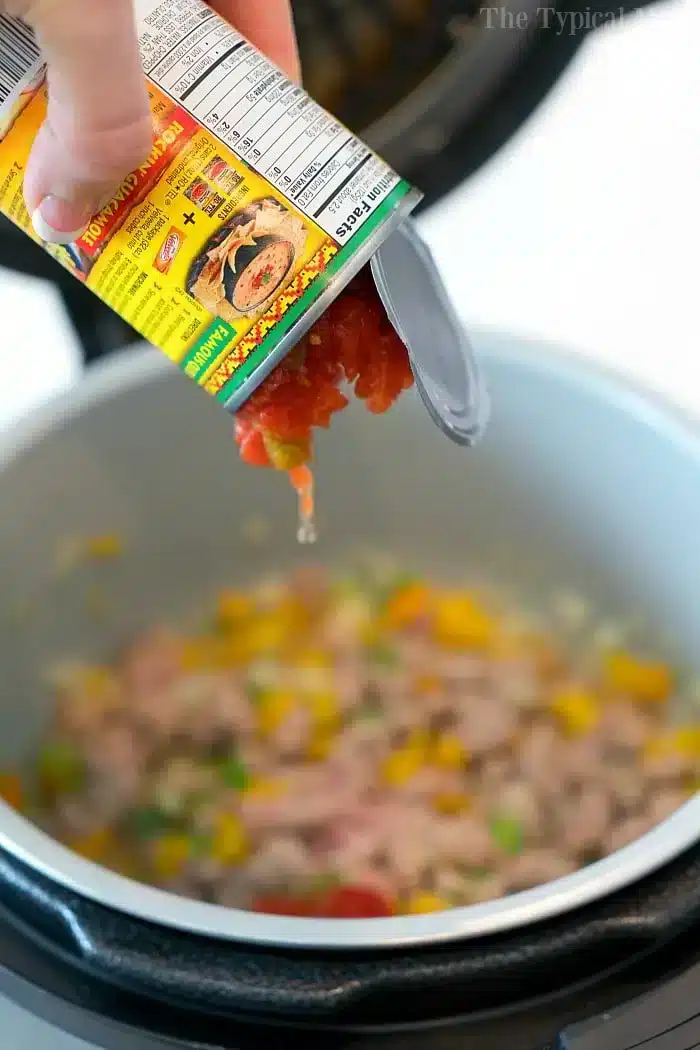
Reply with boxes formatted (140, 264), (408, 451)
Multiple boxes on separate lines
(251, 884), (395, 920)
(233, 267), (413, 474)
(316, 885), (395, 919)
(252, 895), (316, 917)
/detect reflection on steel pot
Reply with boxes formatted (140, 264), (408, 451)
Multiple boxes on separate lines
(0, 330), (699, 954)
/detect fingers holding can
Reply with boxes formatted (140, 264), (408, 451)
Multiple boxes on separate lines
(14, 0), (152, 243)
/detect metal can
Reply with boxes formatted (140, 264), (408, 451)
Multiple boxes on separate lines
(0, 0), (421, 414)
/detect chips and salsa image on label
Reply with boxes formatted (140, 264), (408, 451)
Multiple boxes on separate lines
(187, 197), (309, 323)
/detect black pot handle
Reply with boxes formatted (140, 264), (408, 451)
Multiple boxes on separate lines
(3, 842), (700, 1023)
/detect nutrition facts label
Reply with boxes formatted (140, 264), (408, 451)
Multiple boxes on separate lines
(136, 0), (401, 242)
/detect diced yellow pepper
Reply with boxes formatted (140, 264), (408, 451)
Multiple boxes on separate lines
(385, 582), (431, 630)
(217, 590), (253, 627)
(408, 728), (432, 753)
(70, 827), (115, 864)
(245, 776), (287, 800)
(83, 667), (116, 699)
(307, 730), (334, 762)
(85, 533), (124, 560)
(294, 649), (334, 670)
(360, 620), (384, 648)
(431, 733), (469, 770)
(243, 605), (306, 658)
(550, 686), (601, 736)
(433, 593), (497, 651)
(645, 727), (700, 759)
(603, 651), (673, 703)
(180, 637), (242, 672)
(257, 690), (295, 737)
(406, 892), (446, 915)
(212, 814), (249, 865)
(307, 690), (340, 731)
(0, 773), (22, 811)
(433, 791), (471, 815)
(414, 673), (442, 696)
(382, 747), (424, 787)
(151, 834), (191, 879)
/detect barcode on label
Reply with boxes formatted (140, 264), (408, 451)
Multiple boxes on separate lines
(0, 14), (42, 106)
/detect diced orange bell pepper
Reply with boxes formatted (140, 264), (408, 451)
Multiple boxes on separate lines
(603, 650), (673, 703)
(0, 773), (22, 811)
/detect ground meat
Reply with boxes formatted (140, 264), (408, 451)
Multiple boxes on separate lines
(27, 565), (695, 918)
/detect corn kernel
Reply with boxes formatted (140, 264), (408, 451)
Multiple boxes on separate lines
(603, 651), (673, 703)
(385, 582), (431, 629)
(433, 791), (470, 815)
(85, 533), (124, 560)
(431, 733), (468, 770)
(151, 834), (190, 878)
(71, 827), (115, 864)
(212, 814), (249, 865)
(406, 892), (446, 915)
(551, 686), (600, 736)
(217, 590), (253, 626)
(257, 690), (294, 736)
(382, 747), (423, 787)
(433, 593), (497, 651)
(0, 773), (22, 811)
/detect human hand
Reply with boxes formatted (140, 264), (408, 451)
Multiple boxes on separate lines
(11, 0), (299, 244)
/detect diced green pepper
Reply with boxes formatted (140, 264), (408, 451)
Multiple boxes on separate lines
(218, 756), (249, 792)
(366, 642), (398, 667)
(189, 831), (213, 858)
(490, 815), (524, 856)
(38, 741), (84, 794)
(129, 806), (177, 840)
(245, 680), (266, 705)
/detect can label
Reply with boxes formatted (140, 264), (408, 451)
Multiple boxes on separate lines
(0, 0), (417, 408)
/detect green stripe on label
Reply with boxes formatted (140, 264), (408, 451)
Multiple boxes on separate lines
(181, 319), (237, 380)
(214, 181), (413, 407)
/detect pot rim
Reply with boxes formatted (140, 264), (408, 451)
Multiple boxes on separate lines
(1, 333), (700, 951)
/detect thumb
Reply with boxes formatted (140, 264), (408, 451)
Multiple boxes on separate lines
(19, 0), (153, 244)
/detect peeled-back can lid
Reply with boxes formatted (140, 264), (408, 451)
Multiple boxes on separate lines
(371, 219), (490, 446)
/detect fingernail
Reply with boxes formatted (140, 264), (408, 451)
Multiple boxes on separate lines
(31, 195), (91, 245)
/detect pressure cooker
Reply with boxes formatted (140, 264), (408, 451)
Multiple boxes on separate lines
(2, 329), (700, 1049)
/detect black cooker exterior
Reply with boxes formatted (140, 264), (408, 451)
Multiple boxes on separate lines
(3, 837), (700, 1048)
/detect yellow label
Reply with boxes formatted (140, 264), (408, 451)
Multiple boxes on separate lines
(0, 2), (416, 409)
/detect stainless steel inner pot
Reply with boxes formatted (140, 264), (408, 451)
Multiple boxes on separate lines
(0, 329), (699, 951)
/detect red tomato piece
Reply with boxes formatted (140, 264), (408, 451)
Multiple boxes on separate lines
(234, 265), (414, 473)
(252, 895), (316, 917)
(313, 885), (395, 919)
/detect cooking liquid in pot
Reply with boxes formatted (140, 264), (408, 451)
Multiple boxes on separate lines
(7, 564), (699, 920)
